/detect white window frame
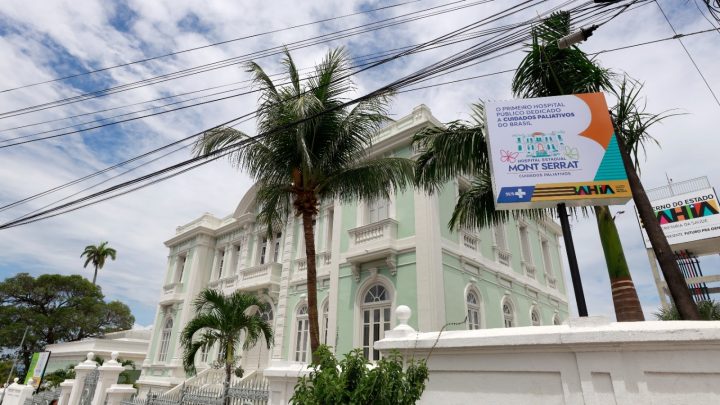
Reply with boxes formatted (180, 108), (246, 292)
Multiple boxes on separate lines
(465, 287), (482, 330)
(360, 283), (392, 361)
(293, 303), (310, 363)
(518, 223), (533, 264)
(320, 299), (330, 345)
(157, 317), (173, 363)
(176, 253), (186, 283)
(530, 306), (541, 326)
(493, 223), (508, 251)
(502, 297), (515, 328)
(273, 233), (282, 263)
(541, 238), (553, 277)
(217, 248), (226, 279)
(259, 237), (268, 265)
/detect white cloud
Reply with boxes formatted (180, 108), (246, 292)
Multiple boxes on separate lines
(0, 0), (718, 325)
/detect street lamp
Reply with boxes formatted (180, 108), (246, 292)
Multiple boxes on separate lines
(557, 25), (599, 49)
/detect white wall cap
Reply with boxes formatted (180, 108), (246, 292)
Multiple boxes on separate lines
(376, 319), (720, 352)
(263, 361), (312, 378)
(106, 384), (137, 394)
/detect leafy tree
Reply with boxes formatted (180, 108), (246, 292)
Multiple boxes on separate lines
(655, 300), (720, 321)
(180, 289), (273, 404)
(0, 358), (18, 385)
(0, 273), (134, 373)
(510, 11), (649, 321)
(291, 346), (428, 405)
(611, 77), (700, 320)
(194, 48), (414, 362)
(81, 241), (117, 285)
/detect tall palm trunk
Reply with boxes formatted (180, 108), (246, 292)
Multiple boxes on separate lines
(92, 265), (98, 285)
(617, 140), (700, 320)
(594, 206), (644, 321)
(224, 344), (233, 405)
(301, 210), (321, 363)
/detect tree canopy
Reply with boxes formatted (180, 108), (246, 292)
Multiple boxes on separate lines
(0, 273), (134, 377)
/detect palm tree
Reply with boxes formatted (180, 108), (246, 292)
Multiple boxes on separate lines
(510, 11), (649, 321)
(194, 48), (414, 363)
(81, 241), (117, 285)
(611, 77), (700, 320)
(180, 289), (273, 404)
(655, 300), (720, 321)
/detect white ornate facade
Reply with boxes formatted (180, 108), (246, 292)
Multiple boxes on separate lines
(136, 105), (569, 394)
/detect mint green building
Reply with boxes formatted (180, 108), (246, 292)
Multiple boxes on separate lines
(136, 105), (569, 394)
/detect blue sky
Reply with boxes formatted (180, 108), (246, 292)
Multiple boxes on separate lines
(0, 0), (719, 327)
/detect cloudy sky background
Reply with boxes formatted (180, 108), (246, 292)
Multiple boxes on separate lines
(0, 0), (718, 326)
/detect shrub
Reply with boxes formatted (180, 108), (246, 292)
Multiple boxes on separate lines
(291, 345), (428, 405)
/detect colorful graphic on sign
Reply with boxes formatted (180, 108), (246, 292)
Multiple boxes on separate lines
(485, 93), (632, 209)
(23, 351), (51, 389)
(636, 188), (720, 249)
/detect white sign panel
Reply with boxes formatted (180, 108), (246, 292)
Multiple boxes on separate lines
(485, 93), (631, 209)
(636, 187), (720, 249)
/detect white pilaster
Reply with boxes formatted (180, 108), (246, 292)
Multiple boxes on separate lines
(413, 190), (446, 331)
(67, 353), (97, 405)
(91, 352), (124, 405)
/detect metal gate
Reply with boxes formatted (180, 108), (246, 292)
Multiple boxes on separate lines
(79, 369), (99, 405)
(23, 388), (60, 405)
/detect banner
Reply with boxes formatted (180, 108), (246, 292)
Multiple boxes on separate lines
(23, 351), (50, 389)
(485, 93), (632, 209)
(636, 187), (720, 248)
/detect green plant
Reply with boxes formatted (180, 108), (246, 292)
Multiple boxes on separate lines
(291, 346), (428, 405)
(81, 241), (117, 285)
(180, 289), (273, 404)
(194, 47), (414, 363)
(655, 300), (720, 320)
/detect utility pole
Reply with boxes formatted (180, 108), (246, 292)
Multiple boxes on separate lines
(0, 326), (29, 404)
(557, 203), (588, 317)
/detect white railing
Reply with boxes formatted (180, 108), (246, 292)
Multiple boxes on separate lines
(208, 275), (238, 290)
(163, 283), (182, 295)
(238, 263), (282, 290)
(348, 219), (398, 247)
(293, 252), (332, 282)
(462, 232), (479, 251)
(547, 275), (557, 289)
(495, 248), (511, 266)
(523, 262), (536, 279)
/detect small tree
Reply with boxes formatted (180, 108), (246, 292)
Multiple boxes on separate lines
(81, 241), (117, 285)
(655, 300), (720, 321)
(291, 346), (428, 405)
(180, 289), (273, 404)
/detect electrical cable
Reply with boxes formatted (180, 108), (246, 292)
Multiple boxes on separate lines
(1, 0), (644, 227)
(655, 0), (720, 109)
(0, 0), (496, 120)
(0, 0), (424, 93)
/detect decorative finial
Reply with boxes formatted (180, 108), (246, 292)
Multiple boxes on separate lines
(86, 352), (95, 361)
(111, 351), (119, 361)
(396, 305), (411, 326)
(13, 377), (19, 384)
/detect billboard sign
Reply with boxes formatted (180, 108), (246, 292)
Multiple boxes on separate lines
(485, 93), (632, 209)
(23, 351), (51, 390)
(636, 187), (720, 248)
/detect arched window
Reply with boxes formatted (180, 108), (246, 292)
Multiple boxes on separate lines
(200, 344), (209, 363)
(321, 300), (329, 345)
(466, 290), (481, 330)
(158, 317), (173, 362)
(261, 305), (274, 322)
(502, 298), (515, 328)
(361, 284), (391, 361)
(553, 314), (562, 325)
(531, 307), (541, 326)
(294, 304), (310, 362)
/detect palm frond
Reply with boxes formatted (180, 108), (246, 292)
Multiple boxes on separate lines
(319, 157), (414, 203)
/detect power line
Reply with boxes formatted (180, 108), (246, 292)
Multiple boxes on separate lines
(0, 0), (495, 120)
(1, 0), (644, 227)
(6, 1), (636, 221)
(0, 0), (571, 148)
(655, 0), (720, 109)
(0, 0), (574, 227)
(0, 0), (424, 93)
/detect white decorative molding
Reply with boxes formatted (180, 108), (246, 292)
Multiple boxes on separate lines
(386, 254), (397, 277)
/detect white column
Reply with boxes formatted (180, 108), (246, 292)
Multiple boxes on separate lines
(237, 234), (250, 273)
(67, 353), (98, 405)
(91, 352), (125, 405)
(104, 385), (137, 405)
(57, 379), (74, 405)
(414, 190), (446, 331)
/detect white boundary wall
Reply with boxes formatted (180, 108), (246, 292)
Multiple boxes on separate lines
(375, 310), (720, 405)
